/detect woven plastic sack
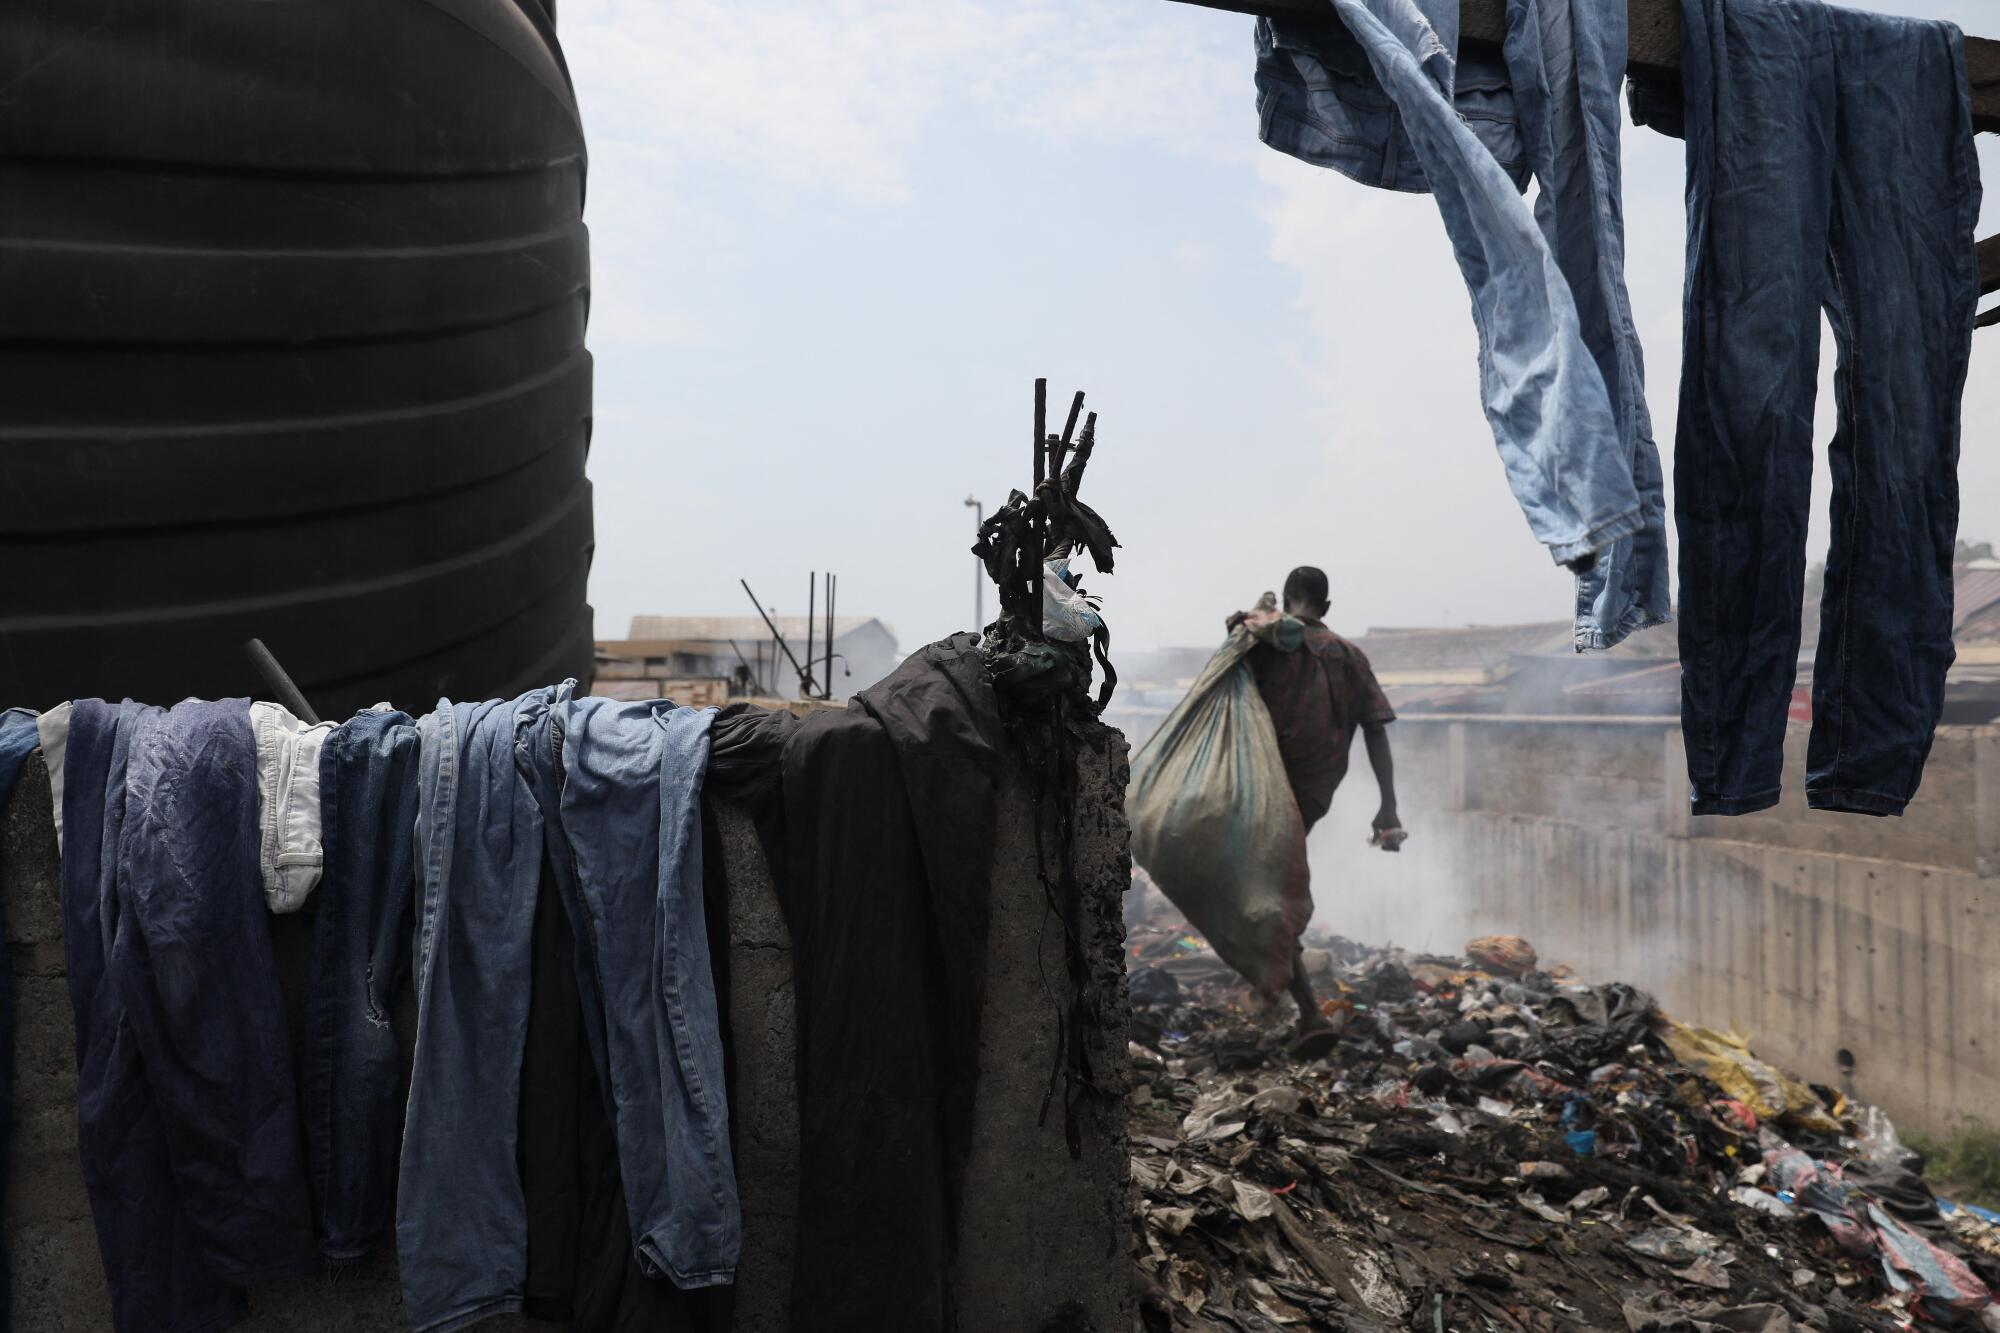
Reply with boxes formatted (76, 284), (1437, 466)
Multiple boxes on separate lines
(1126, 619), (1310, 996)
(1465, 935), (1538, 976)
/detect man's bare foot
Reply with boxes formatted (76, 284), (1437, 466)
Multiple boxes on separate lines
(1288, 1022), (1339, 1062)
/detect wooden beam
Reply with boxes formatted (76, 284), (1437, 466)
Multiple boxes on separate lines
(1164, 0), (2000, 133)
(1980, 234), (2000, 295)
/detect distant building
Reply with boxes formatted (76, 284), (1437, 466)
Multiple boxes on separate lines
(594, 615), (901, 703)
(1104, 564), (2000, 742)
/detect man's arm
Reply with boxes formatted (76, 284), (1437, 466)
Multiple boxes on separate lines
(1362, 721), (1399, 834)
(1348, 645), (1401, 844)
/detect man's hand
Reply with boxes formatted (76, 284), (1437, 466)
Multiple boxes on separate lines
(1362, 723), (1401, 850)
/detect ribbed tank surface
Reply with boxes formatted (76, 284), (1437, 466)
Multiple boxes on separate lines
(0, 0), (596, 715)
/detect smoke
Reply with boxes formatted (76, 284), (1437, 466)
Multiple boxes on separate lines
(1302, 750), (1472, 955)
(1302, 657), (1687, 975)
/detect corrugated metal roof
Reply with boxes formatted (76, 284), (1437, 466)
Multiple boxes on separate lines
(1351, 622), (1573, 673)
(1956, 568), (2000, 633)
(1563, 661), (1679, 698)
(622, 615), (890, 643)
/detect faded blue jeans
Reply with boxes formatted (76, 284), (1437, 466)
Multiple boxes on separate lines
(533, 696), (738, 1288)
(398, 686), (567, 1332)
(1667, 0), (1979, 815)
(1259, 0), (1667, 648)
(303, 708), (420, 1272)
(1502, 0), (1669, 649)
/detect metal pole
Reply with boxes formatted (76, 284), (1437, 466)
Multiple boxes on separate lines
(741, 578), (811, 689)
(1031, 379), (1047, 634)
(963, 495), (984, 630)
(824, 573), (837, 699)
(805, 573), (817, 698)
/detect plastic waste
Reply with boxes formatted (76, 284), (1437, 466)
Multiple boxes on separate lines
(1041, 555), (1104, 643)
(1625, 1225), (1722, 1266)
(1658, 1020), (1842, 1132)
(1729, 1186), (1799, 1220)
(1855, 1104), (1923, 1173)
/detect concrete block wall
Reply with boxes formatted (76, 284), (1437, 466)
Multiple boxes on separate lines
(1321, 717), (2000, 1137)
(1409, 717), (1998, 873)
(0, 724), (1133, 1331)
(1440, 812), (1998, 1139)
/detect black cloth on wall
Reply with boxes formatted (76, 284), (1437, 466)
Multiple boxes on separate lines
(708, 635), (1002, 1333)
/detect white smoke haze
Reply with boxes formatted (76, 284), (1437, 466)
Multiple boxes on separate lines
(1302, 752), (1472, 955)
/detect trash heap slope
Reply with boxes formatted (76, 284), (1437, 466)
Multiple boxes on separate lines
(1125, 922), (2000, 1332)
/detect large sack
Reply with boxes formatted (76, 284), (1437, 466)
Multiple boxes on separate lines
(1127, 622), (1309, 996)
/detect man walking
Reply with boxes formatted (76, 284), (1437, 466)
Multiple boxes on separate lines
(1228, 566), (1404, 1056)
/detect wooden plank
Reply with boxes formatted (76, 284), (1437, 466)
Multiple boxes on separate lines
(1162, 0), (2000, 132)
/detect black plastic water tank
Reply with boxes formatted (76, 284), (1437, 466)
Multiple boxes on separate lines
(0, 0), (595, 717)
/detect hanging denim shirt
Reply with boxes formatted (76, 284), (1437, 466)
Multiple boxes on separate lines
(1257, 0), (1669, 650)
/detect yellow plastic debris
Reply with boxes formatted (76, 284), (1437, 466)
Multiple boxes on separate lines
(1658, 1019), (1842, 1133)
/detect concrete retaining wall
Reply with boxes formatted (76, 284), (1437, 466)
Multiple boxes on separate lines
(1313, 718), (2000, 1138)
(0, 725), (1132, 1331)
(1443, 810), (1996, 1138)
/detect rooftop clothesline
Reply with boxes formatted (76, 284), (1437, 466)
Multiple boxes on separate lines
(1166, 0), (2000, 133)
(1172, 0), (2000, 319)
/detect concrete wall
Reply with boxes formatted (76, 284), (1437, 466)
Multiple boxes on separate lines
(1317, 718), (2000, 1138)
(0, 725), (1132, 1331)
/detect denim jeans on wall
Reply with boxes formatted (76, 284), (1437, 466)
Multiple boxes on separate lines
(0, 708), (45, 1324)
(1669, 0), (1980, 815)
(303, 707), (420, 1271)
(547, 697), (737, 1288)
(398, 687), (565, 1332)
(61, 699), (315, 1333)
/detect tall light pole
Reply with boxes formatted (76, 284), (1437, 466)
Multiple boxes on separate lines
(963, 495), (984, 631)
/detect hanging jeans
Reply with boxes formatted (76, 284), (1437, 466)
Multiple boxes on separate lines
(398, 686), (565, 1332)
(1669, 0), (1979, 815)
(302, 707), (420, 1272)
(535, 696), (738, 1289)
(61, 698), (316, 1333)
(0, 707), (44, 1324)
(1257, 0), (1667, 648)
(1502, 0), (1669, 649)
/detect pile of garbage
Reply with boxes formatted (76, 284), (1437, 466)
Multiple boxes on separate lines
(1125, 915), (2000, 1332)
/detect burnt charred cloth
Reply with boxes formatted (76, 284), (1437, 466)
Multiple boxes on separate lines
(708, 635), (1001, 1333)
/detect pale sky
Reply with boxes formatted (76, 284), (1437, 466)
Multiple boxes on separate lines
(562, 0), (2000, 660)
